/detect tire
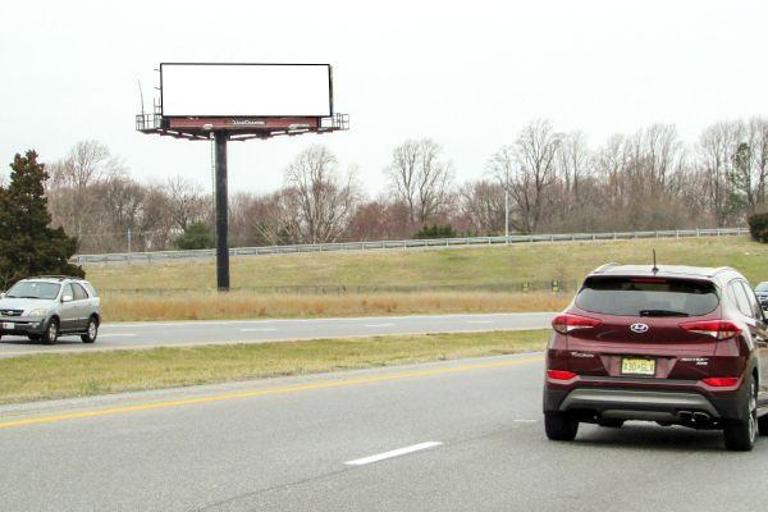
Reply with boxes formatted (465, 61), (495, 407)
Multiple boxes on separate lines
(723, 376), (757, 452)
(544, 412), (579, 441)
(81, 316), (98, 344)
(41, 318), (59, 345)
(597, 418), (625, 428)
(758, 413), (768, 437)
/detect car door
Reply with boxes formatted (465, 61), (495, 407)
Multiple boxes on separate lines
(71, 283), (89, 330)
(738, 280), (768, 400)
(58, 284), (78, 332)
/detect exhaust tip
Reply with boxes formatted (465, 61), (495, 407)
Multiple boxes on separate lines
(692, 412), (711, 423)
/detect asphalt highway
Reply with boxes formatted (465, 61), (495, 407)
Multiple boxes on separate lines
(1, 353), (766, 511)
(0, 312), (554, 357)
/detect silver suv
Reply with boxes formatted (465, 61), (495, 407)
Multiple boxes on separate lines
(0, 276), (101, 344)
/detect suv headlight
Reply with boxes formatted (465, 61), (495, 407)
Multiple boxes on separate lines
(26, 308), (49, 318)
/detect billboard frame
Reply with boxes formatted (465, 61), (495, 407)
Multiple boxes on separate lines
(159, 62), (334, 119)
(138, 62), (347, 292)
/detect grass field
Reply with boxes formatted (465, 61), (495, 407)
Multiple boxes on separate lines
(89, 236), (767, 292)
(0, 330), (547, 404)
(78, 235), (768, 321)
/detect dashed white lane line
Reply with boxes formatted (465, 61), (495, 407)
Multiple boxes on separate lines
(364, 323), (395, 328)
(466, 320), (494, 324)
(344, 441), (443, 466)
(240, 328), (279, 332)
(512, 419), (537, 423)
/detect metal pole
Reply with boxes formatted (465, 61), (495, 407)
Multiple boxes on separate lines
(214, 132), (230, 291)
(505, 188), (509, 244)
(504, 167), (510, 244)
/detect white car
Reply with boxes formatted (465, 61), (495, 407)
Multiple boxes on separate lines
(0, 276), (101, 344)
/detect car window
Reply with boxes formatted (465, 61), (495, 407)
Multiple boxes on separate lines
(6, 281), (61, 300)
(72, 283), (88, 301)
(575, 276), (719, 317)
(729, 281), (753, 317)
(738, 281), (762, 319)
(756, 282), (768, 292)
(82, 282), (98, 297)
(62, 284), (74, 300)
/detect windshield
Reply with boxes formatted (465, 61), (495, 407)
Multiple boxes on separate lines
(6, 281), (61, 300)
(755, 282), (768, 292)
(575, 276), (719, 317)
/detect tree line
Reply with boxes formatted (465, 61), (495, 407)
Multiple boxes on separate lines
(39, 117), (768, 253)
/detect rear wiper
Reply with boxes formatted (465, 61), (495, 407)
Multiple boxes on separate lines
(639, 309), (690, 317)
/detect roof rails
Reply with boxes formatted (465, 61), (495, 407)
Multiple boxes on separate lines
(592, 262), (621, 274)
(30, 275), (78, 281)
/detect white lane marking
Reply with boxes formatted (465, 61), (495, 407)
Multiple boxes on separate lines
(344, 441), (443, 466)
(466, 320), (494, 324)
(512, 419), (537, 423)
(240, 328), (278, 332)
(364, 323), (395, 328)
(98, 333), (137, 338)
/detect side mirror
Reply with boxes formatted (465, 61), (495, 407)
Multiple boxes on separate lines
(61, 295), (73, 303)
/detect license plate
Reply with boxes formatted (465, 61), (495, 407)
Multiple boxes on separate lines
(2, 322), (14, 330)
(621, 357), (656, 376)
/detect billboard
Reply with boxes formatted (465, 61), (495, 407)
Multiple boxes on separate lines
(160, 63), (333, 118)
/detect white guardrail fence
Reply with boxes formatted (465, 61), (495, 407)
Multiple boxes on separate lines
(72, 227), (750, 265)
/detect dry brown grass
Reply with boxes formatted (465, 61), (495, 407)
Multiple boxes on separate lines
(103, 291), (569, 322)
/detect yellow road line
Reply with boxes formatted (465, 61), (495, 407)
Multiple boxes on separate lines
(0, 356), (543, 430)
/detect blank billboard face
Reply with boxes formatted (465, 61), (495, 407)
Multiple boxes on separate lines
(161, 64), (332, 117)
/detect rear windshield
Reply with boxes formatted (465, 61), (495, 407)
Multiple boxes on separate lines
(576, 276), (719, 317)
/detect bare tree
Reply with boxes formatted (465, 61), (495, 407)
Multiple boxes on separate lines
(385, 138), (454, 224)
(47, 140), (122, 245)
(750, 118), (768, 211)
(164, 176), (209, 231)
(697, 121), (740, 226)
(283, 145), (360, 244)
(457, 180), (505, 235)
(557, 131), (590, 198)
(488, 120), (562, 233)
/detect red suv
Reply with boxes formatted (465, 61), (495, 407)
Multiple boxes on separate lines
(543, 264), (768, 451)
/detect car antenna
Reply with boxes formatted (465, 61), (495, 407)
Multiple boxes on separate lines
(652, 249), (659, 274)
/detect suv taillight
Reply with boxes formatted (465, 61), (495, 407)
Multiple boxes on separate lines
(679, 320), (741, 340)
(552, 314), (602, 335)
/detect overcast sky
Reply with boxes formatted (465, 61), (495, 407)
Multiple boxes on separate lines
(2, 0), (767, 196)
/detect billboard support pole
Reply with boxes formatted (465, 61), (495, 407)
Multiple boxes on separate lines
(214, 131), (230, 291)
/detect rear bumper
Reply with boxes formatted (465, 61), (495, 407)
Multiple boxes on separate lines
(559, 388), (719, 422)
(544, 381), (748, 424)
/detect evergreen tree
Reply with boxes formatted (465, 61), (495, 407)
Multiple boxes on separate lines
(175, 221), (214, 250)
(414, 223), (457, 239)
(0, 151), (84, 288)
